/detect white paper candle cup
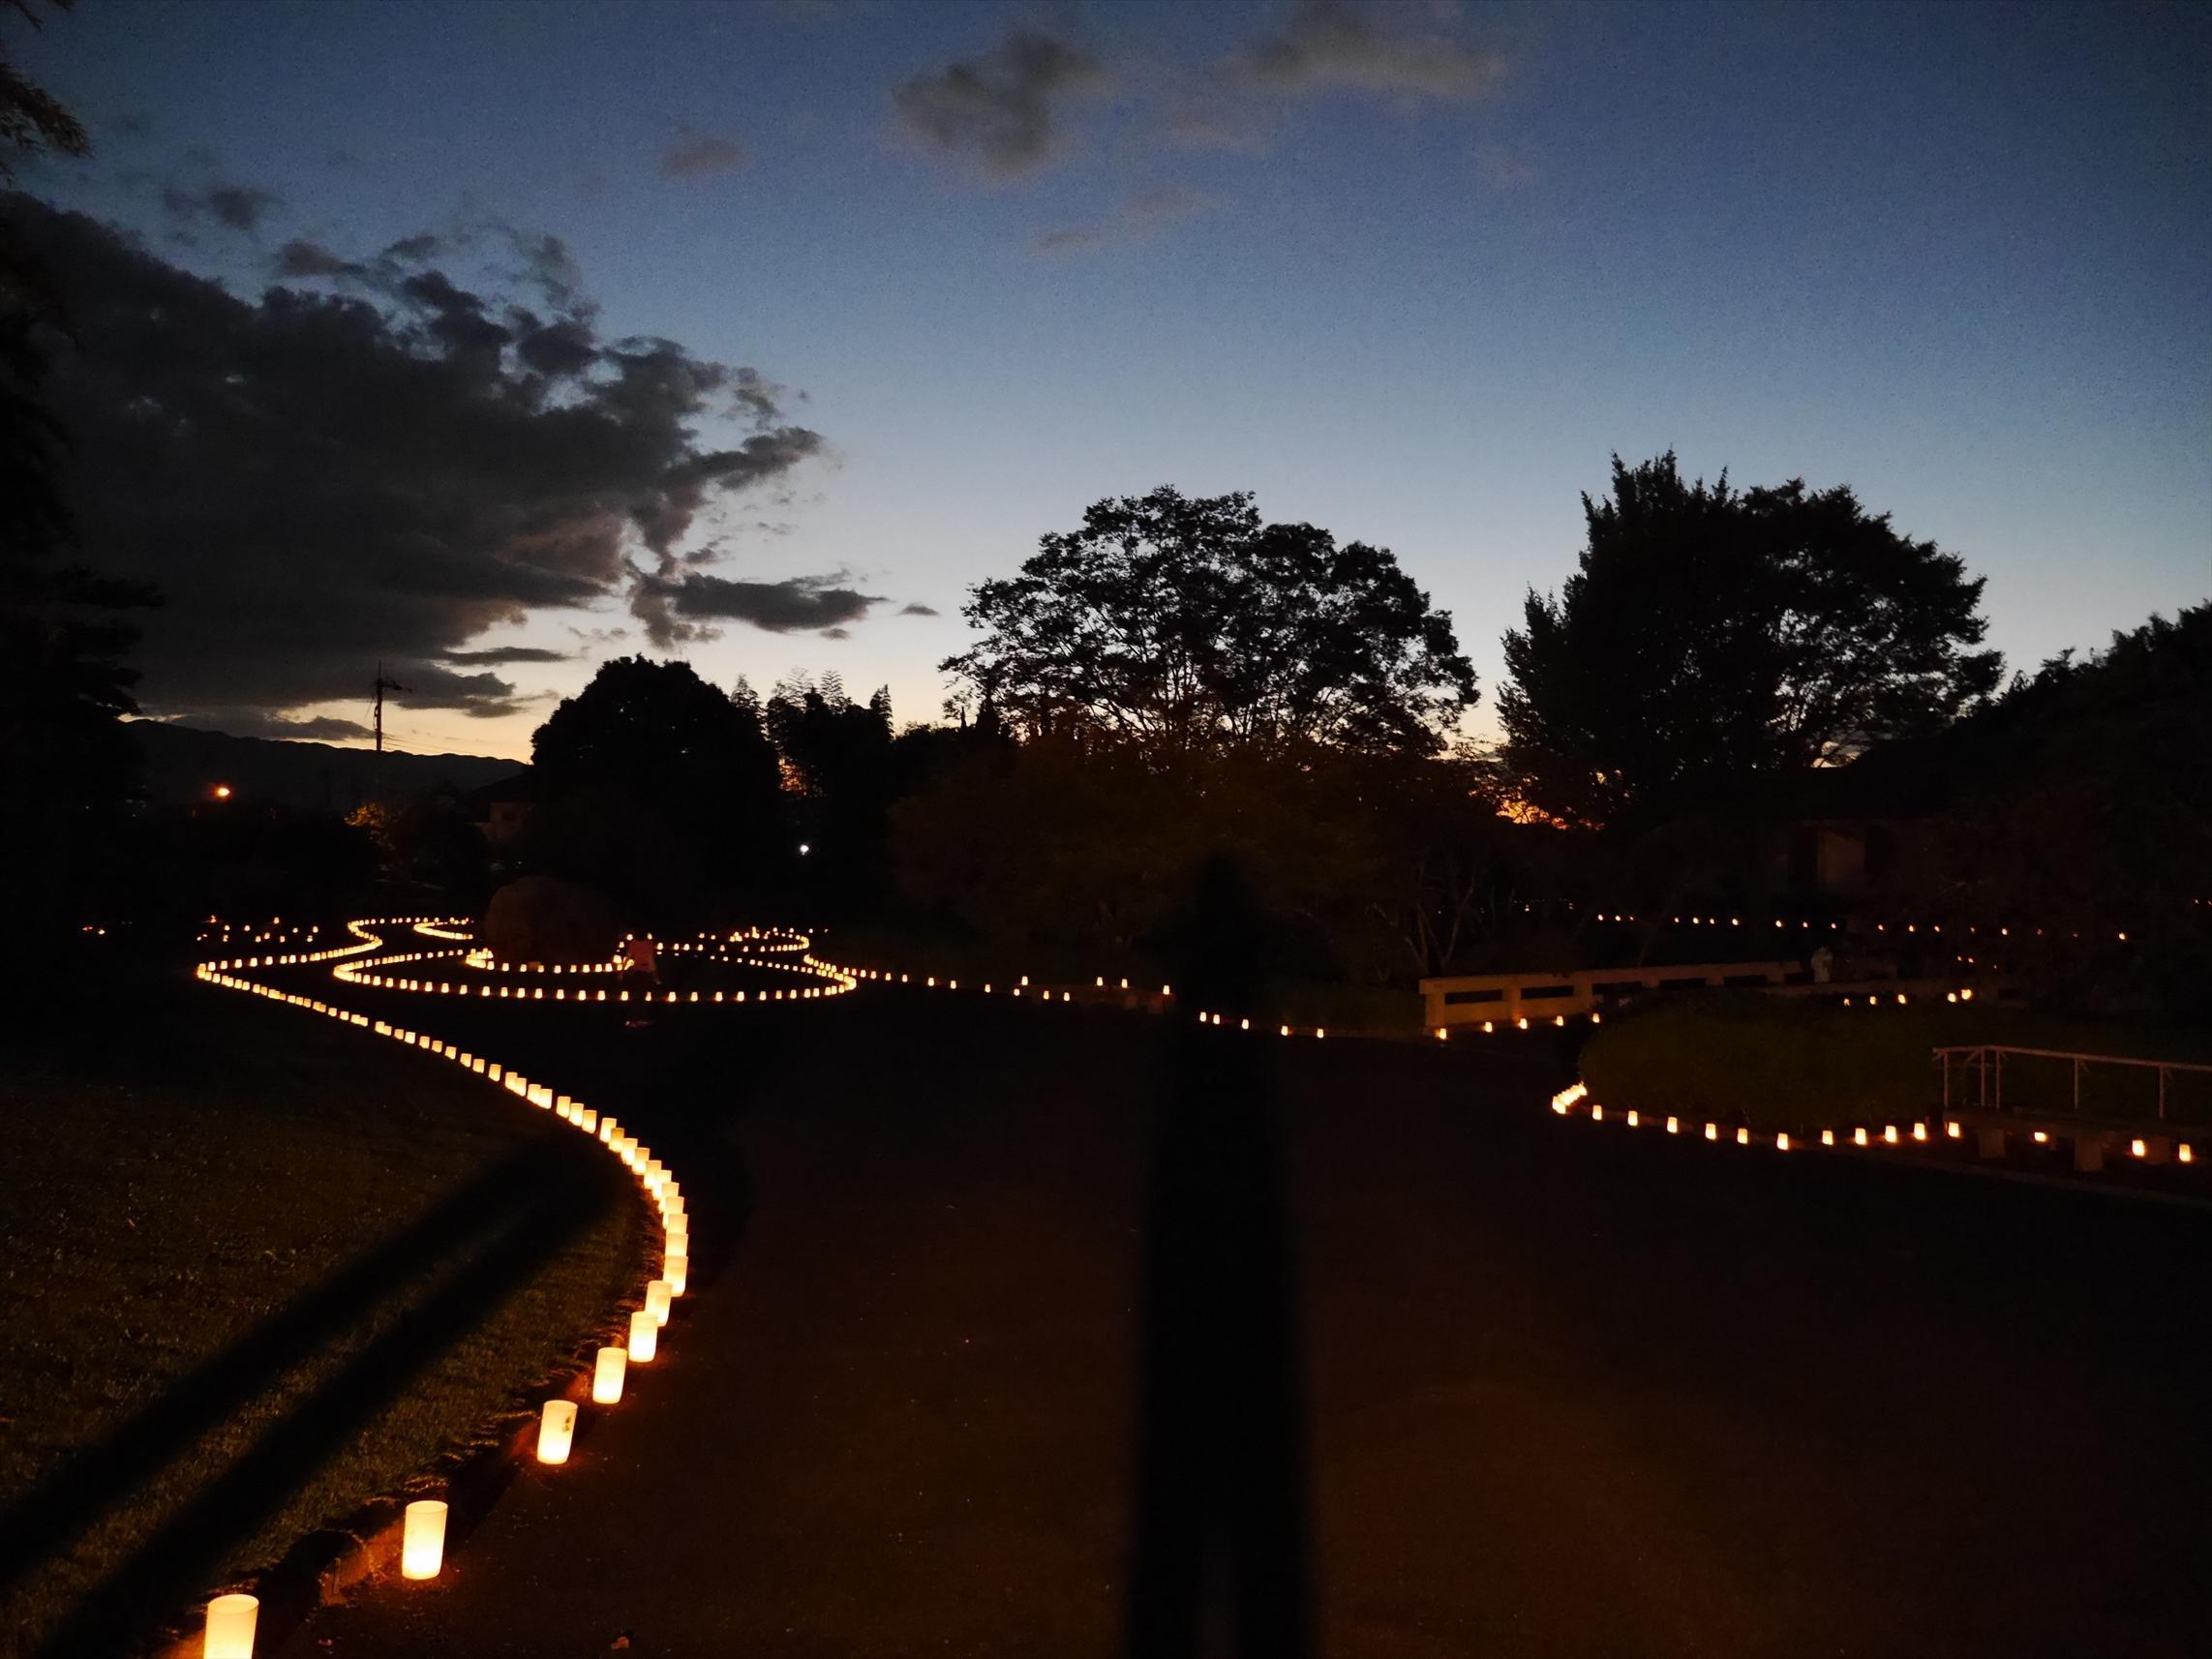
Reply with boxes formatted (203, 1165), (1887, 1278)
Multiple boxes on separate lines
(628, 1309), (658, 1362)
(591, 1344), (626, 1404)
(536, 1399), (578, 1464)
(401, 1498), (447, 1580)
(202, 1592), (258, 1658)
(645, 1280), (673, 1327)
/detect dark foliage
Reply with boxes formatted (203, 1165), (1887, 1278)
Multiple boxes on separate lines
(349, 789), (495, 914)
(525, 656), (785, 924)
(759, 674), (900, 917)
(1500, 453), (2002, 828)
(1918, 605), (2211, 1017)
(944, 486), (1477, 757)
(0, 3), (154, 967)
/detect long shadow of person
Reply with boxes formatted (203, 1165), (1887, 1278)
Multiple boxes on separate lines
(1127, 856), (1311, 1659)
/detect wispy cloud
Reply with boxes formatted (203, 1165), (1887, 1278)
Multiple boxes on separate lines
(162, 180), (282, 231)
(634, 570), (887, 643)
(1239, 0), (1506, 103)
(1167, 0), (1509, 151)
(661, 132), (747, 179)
(1036, 185), (1221, 255)
(894, 28), (1110, 179)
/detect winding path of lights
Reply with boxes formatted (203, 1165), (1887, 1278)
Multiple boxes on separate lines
(182, 908), (2192, 1654)
(190, 918), (713, 1657)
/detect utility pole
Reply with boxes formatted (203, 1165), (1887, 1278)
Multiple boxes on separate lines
(372, 662), (411, 794)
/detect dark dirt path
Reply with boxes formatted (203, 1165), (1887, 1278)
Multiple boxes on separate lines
(274, 989), (2212, 1659)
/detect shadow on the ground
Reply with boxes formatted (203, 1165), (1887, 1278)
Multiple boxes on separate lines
(1, 1132), (606, 1659)
(1129, 859), (1312, 1659)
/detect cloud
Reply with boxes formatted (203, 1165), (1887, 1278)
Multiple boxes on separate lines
(661, 133), (746, 178)
(5, 193), (826, 724)
(899, 602), (940, 617)
(1238, 1), (1506, 103)
(1035, 186), (1219, 255)
(167, 710), (374, 742)
(634, 571), (886, 644)
(162, 181), (282, 231)
(275, 238), (353, 278)
(440, 646), (572, 665)
(894, 28), (1109, 179)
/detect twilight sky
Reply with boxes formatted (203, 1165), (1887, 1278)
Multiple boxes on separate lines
(14, 0), (2209, 760)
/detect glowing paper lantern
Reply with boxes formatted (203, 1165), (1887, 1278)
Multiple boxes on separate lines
(1665, 1116), (1679, 1133)
(536, 1399), (577, 1463)
(591, 1345), (626, 1404)
(402, 1498), (447, 1579)
(664, 1252), (688, 1295)
(646, 1280), (673, 1326)
(628, 1310), (658, 1362)
(202, 1592), (258, 1658)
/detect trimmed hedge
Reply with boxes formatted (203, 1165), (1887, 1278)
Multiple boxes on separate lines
(1579, 994), (2212, 1134)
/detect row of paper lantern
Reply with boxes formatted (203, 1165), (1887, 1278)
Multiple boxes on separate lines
(826, 958), (1356, 1043)
(1546, 1081), (2197, 1164)
(193, 919), (694, 1658)
(1592, 913), (2134, 944)
(331, 923), (857, 1004)
(200, 916), (454, 975)
(1422, 986), (1980, 1041)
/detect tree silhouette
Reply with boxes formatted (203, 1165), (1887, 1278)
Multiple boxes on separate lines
(764, 674), (897, 914)
(1, 1), (156, 955)
(1499, 453), (2002, 828)
(528, 656), (784, 921)
(944, 486), (1476, 757)
(1922, 604), (2211, 1017)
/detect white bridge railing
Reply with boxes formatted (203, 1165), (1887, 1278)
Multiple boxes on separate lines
(1419, 959), (1802, 1028)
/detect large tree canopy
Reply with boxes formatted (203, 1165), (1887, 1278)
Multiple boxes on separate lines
(527, 655), (784, 920)
(943, 486), (1477, 756)
(1499, 453), (2002, 827)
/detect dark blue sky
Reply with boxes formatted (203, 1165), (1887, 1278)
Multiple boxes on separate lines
(18, 0), (2209, 756)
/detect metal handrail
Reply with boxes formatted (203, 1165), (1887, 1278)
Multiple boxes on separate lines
(1932, 1043), (2212, 1121)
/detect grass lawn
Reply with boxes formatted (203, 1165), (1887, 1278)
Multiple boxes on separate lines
(1578, 994), (2212, 1135)
(0, 980), (641, 1659)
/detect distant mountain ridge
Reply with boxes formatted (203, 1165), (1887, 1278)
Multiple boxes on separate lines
(131, 721), (523, 812)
